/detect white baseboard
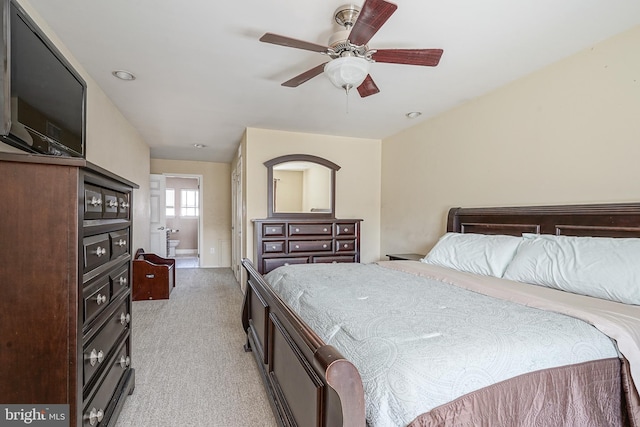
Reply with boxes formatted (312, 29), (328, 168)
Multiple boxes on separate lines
(176, 249), (197, 256)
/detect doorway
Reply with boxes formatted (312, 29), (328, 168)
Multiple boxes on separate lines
(149, 173), (203, 268)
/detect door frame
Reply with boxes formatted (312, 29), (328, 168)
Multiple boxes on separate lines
(160, 173), (203, 267)
(231, 157), (243, 284)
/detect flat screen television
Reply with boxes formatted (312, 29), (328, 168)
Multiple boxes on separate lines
(1, 0), (86, 158)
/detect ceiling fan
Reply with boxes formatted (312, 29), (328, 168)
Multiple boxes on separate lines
(260, 0), (443, 97)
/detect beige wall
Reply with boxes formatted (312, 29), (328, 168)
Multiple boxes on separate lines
(304, 164), (332, 212)
(243, 128), (382, 264)
(2, 0), (151, 252)
(381, 25), (640, 256)
(273, 170), (303, 212)
(151, 159), (231, 267)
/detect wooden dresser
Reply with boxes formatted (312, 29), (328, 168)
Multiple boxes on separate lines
(0, 153), (136, 427)
(253, 218), (362, 274)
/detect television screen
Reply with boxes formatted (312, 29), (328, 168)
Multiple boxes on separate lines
(1, 0), (86, 157)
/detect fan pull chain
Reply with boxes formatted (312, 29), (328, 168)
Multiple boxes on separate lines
(344, 84), (352, 114)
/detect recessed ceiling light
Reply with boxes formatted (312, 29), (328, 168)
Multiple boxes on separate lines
(406, 111), (422, 119)
(112, 70), (136, 81)
(193, 144), (207, 149)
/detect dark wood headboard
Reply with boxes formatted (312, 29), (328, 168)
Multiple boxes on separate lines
(447, 203), (640, 238)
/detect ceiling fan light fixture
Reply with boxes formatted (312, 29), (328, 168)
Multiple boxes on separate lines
(259, 0), (442, 98)
(324, 56), (371, 91)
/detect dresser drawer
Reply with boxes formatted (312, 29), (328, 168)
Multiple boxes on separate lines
(289, 224), (332, 236)
(336, 222), (357, 236)
(263, 257), (308, 274)
(83, 337), (131, 426)
(289, 240), (332, 253)
(263, 223), (285, 237)
(312, 255), (356, 264)
(83, 277), (111, 324)
(84, 185), (104, 219)
(335, 240), (356, 252)
(110, 265), (130, 299)
(83, 300), (131, 388)
(102, 190), (119, 219)
(83, 234), (111, 272)
(84, 184), (130, 221)
(254, 218), (361, 275)
(263, 241), (285, 253)
(116, 192), (130, 219)
(109, 229), (130, 259)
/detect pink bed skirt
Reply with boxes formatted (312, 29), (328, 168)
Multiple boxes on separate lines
(409, 358), (638, 427)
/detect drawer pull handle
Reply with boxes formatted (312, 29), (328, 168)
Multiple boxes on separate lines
(115, 239), (127, 247)
(344, 227), (349, 232)
(323, 228), (328, 232)
(120, 201), (130, 209)
(295, 245), (300, 249)
(119, 355), (131, 369)
(96, 294), (107, 305)
(271, 245), (276, 249)
(323, 244), (327, 248)
(118, 277), (127, 286)
(284, 263), (290, 266)
(120, 312), (131, 325)
(94, 246), (107, 257)
(146, 274), (155, 279)
(88, 349), (105, 366)
(88, 408), (104, 426)
(343, 244), (348, 248)
(89, 196), (102, 207)
(88, 349), (97, 366)
(107, 199), (118, 208)
(271, 228), (277, 232)
(295, 228), (300, 232)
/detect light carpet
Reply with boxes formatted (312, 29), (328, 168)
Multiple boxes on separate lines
(116, 268), (277, 426)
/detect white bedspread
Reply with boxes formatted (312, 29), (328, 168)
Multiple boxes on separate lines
(264, 262), (623, 427)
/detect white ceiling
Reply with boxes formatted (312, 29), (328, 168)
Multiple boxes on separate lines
(27, 0), (640, 163)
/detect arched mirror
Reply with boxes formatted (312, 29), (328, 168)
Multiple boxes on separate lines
(265, 154), (340, 218)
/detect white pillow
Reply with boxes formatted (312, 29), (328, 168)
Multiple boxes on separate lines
(503, 234), (640, 305)
(421, 232), (522, 277)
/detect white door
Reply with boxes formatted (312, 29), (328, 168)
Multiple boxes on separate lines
(149, 174), (167, 257)
(231, 157), (243, 284)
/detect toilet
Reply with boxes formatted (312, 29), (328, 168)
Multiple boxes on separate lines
(168, 240), (180, 257)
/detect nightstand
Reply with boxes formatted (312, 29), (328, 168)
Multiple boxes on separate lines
(386, 253), (424, 261)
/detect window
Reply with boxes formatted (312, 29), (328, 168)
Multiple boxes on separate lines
(166, 188), (175, 217)
(181, 189), (199, 217)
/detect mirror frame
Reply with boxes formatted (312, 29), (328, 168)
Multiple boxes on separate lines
(265, 154), (340, 218)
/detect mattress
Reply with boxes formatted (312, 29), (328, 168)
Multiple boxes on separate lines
(264, 262), (621, 426)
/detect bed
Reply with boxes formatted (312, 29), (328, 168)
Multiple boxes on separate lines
(241, 203), (640, 426)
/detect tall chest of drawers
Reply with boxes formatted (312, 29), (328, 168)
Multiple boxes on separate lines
(253, 218), (362, 274)
(0, 153), (136, 427)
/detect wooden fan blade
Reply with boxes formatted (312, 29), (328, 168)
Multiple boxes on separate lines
(260, 33), (328, 53)
(372, 49), (444, 66)
(282, 63), (328, 87)
(357, 75), (380, 97)
(348, 0), (398, 47)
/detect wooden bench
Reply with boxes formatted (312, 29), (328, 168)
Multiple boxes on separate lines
(132, 248), (175, 300)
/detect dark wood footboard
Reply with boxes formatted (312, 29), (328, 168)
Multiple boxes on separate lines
(241, 258), (365, 427)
